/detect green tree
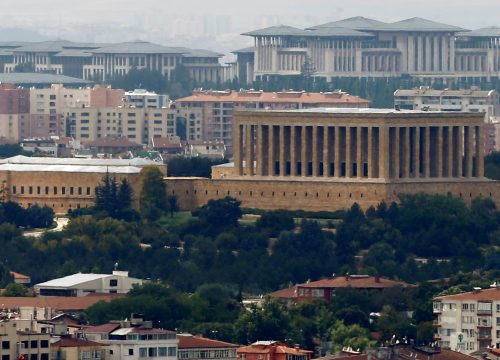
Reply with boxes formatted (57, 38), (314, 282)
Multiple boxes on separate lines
(3, 283), (28, 297)
(139, 166), (168, 221)
(255, 210), (295, 237)
(329, 320), (373, 352)
(0, 262), (12, 288)
(193, 197), (242, 233)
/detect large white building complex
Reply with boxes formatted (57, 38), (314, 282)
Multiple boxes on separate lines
(433, 286), (500, 354)
(238, 17), (500, 83)
(0, 40), (230, 83)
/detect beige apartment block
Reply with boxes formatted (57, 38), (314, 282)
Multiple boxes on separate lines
(64, 107), (176, 145)
(0, 320), (50, 360)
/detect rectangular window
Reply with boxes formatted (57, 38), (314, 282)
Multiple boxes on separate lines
(2, 355), (10, 360)
(29, 186), (33, 195)
(37, 186), (41, 195)
(86, 187), (91, 195)
(2, 341), (10, 349)
(128, 349), (134, 356)
(53, 186), (57, 195)
(40, 340), (48, 348)
(12, 186), (16, 194)
(148, 348), (157, 357)
(78, 187), (82, 195)
(21, 186), (24, 194)
(62, 187), (66, 195)
(168, 347), (176, 357)
(159, 348), (167, 357)
(30, 341), (37, 349)
(109, 279), (118, 287)
(70, 187), (74, 195)
(45, 186), (49, 195)
(139, 348), (147, 358)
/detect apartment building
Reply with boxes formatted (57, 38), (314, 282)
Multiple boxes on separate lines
(0, 83), (29, 142)
(239, 16), (500, 83)
(0, 40), (229, 83)
(177, 334), (238, 360)
(123, 89), (170, 109)
(433, 286), (500, 354)
(85, 316), (178, 360)
(0, 319), (50, 360)
(64, 106), (176, 145)
(175, 89), (369, 154)
(50, 337), (108, 360)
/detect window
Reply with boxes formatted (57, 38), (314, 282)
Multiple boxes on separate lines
(159, 348), (167, 357)
(29, 186), (33, 195)
(40, 340), (48, 348)
(21, 186), (24, 194)
(2, 341), (10, 349)
(139, 348), (147, 358)
(86, 187), (91, 195)
(2, 355), (10, 360)
(168, 347), (176, 357)
(30, 340), (38, 348)
(148, 348), (157, 357)
(53, 186), (57, 195)
(12, 186), (16, 194)
(78, 187), (82, 195)
(128, 349), (134, 356)
(109, 279), (118, 287)
(37, 186), (41, 195)
(45, 186), (49, 195)
(30, 354), (37, 360)
(62, 187), (66, 195)
(70, 187), (74, 195)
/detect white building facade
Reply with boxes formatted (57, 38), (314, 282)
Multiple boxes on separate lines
(433, 287), (500, 354)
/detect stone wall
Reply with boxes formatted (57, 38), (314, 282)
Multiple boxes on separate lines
(166, 177), (500, 212)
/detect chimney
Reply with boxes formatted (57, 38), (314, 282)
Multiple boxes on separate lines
(294, 344), (300, 351)
(374, 275), (381, 283)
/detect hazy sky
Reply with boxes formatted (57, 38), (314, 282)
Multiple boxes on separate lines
(2, 0), (500, 56)
(4, 0), (500, 29)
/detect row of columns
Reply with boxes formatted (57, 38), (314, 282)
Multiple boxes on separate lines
(407, 33), (455, 73)
(362, 54), (400, 72)
(234, 124), (484, 179)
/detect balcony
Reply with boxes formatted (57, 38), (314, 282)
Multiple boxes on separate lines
(433, 334), (441, 340)
(432, 320), (441, 327)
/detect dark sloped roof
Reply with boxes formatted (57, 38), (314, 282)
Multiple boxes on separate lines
(52, 337), (107, 348)
(304, 27), (374, 38)
(307, 16), (387, 31)
(91, 41), (184, 54)
(178, 334), (239, 349)
(242, 25), (308, 37)
(232, 47), (254, 54)
(13, 40), (98, 53)
(173, 47), (223, 58)
(376, 17), (467, 32)
(0, 73), (92, 85)
(457, 26), (500, 37)
(54, 49), (93, 57)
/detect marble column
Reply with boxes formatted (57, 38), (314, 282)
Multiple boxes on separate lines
(268, 125), (274, 176)
(457, 126), (463, 177)
(367, 127), (373, 178)
(312, 125), (319, 177)
(404, 127), (410, 178)
(413, 127), (420, 178)
(279, 125), (286, 176)
(234, 124), (243, 175)
(379, 126), (390, 179)
(301, 126), (307, 177)
(476, 125), (484, 177)
(394, 128), (400, 178)
(334, 127), (341, 177)
(290, 125), (297, 176)
(466, 126), (474, 177)
(323, 126), (330, 177)
(245, 124), (254, 176)
(424, 126), (431, 178)
(346, 127), (352, 177)
(256, 125), (264, 176)
(437, 126), (443, 177)
(447, 126), (453, 177)
(357, 127), (363, 177)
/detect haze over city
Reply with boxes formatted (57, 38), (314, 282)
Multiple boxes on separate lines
(3, 0), (500, 61)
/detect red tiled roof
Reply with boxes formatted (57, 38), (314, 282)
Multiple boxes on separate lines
(237, 344), (311, 355)
(0, 293), (124, 311)
(268, 286), (296, 300)
(51, 337), (107, 348)
(434, 287), (500, 301)
(84, 323), (121, 333)
(152, 137), (182, 149)
(178, 335), (239, 349)
(176, 91), (370, 105)
(398, 348), (476, 360)
(10, 271), (30, 280)
(298, 276), (409, 289)
(83, 139), (142, 148)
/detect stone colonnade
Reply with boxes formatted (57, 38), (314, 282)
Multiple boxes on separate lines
(234, 122), (484, 180)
